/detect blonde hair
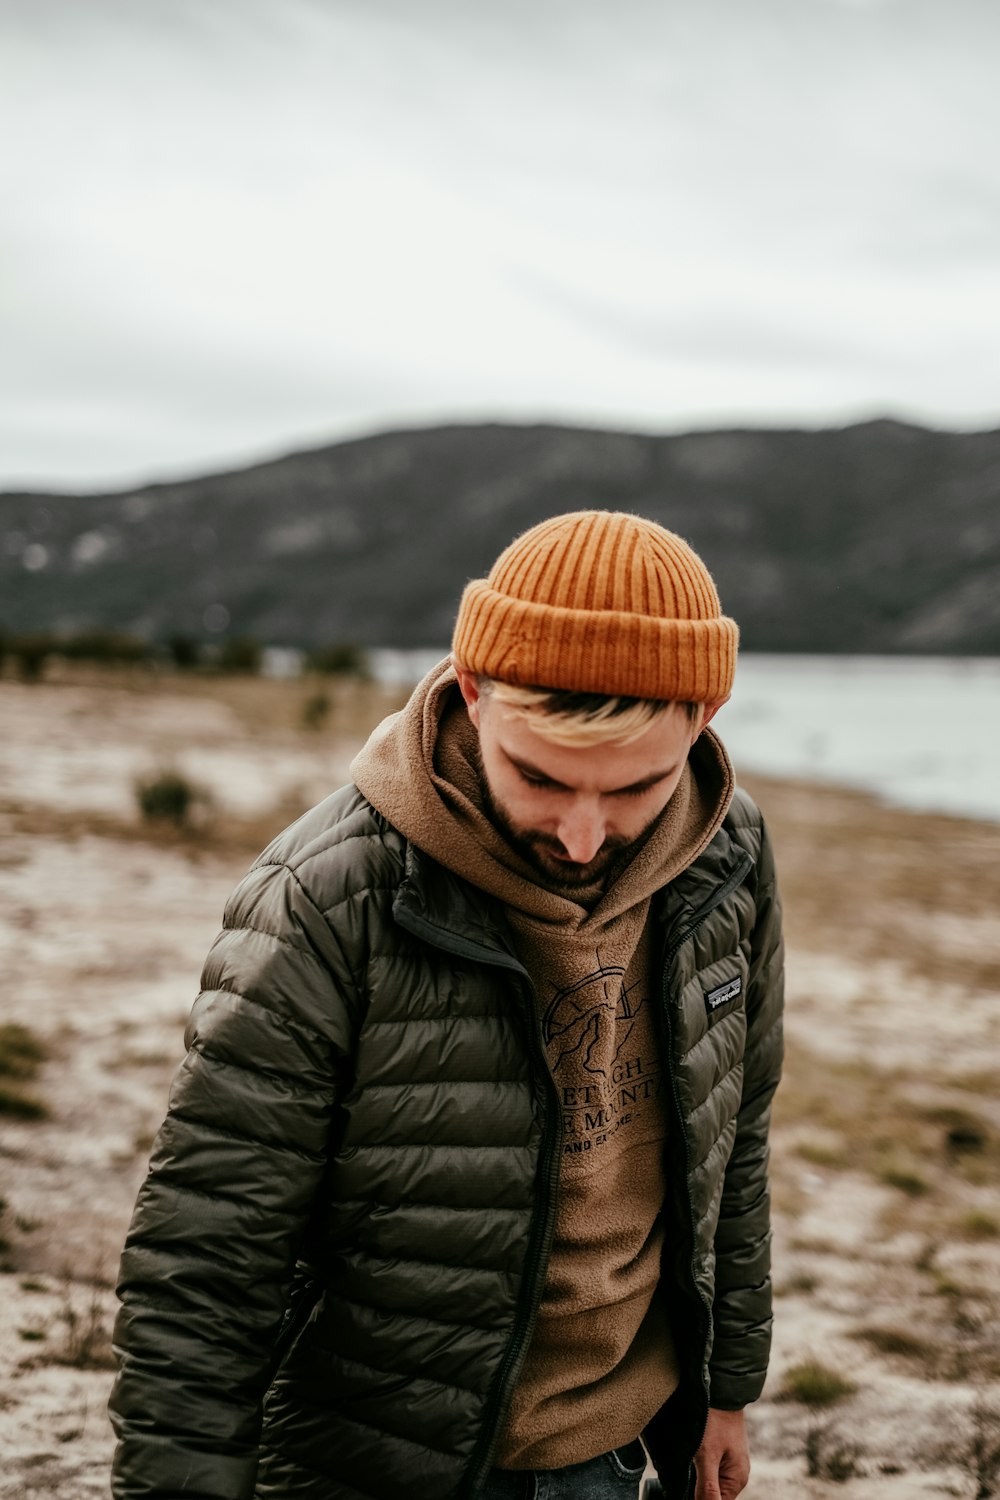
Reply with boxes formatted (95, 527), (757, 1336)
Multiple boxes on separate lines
(479, 676), (699, 748)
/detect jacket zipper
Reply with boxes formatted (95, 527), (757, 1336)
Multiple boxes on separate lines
(391, 905), (564, 1500)
(657, 847), (755, 1467)
(460, 978), (563, 1498)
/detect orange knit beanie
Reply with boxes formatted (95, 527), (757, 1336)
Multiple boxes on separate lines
(452, 510), (738, 703)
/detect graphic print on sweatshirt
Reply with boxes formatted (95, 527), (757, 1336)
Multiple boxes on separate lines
(542, 951), (664, 1159)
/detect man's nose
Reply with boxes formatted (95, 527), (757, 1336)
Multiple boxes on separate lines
(556, 802), (606, 864)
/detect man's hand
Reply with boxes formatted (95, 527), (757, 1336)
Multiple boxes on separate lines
(692, 1407), (750, 1500)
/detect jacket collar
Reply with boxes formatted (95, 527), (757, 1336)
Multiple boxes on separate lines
(651, 818), (754, 931)
(393, 819), (754, 968)
(393, 842), (527, 972)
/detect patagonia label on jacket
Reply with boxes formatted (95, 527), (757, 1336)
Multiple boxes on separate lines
(705, 976), (742, 1013)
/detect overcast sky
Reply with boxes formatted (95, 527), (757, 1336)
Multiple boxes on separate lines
(3, 0), (999, 490)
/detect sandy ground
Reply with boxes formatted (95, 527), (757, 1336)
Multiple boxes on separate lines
(1, 669), (999, 1498)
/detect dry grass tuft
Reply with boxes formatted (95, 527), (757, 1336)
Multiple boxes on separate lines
(55, 1279), (116, 1371)
(957, 1211), (1000, 1241)
(968, 1400), (1000, 1499)
(776, 1270), (819, 1296)
(0, 1022), (48, 1119)
(804, 1422), (862, 1483)
(793, 1138), (848, 1169)
(134, 768), (210, 828)
(934, 1399), (1000, 1498)
(875, 1159), (932, 1197)
(778, 1359), (858, 1408)
(851, 1324), (937, 1364)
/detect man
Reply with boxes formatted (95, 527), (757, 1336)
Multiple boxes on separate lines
(110, 510), (784, 1500)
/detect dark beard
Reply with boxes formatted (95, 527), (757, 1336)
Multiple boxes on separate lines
(479, 779), (643, 895)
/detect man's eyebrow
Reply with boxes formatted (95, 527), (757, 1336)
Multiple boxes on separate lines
(612, 766), (681, 794)
(506, 752), (680, 795)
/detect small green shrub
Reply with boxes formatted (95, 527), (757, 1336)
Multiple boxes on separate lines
(795, 1139), (846, 1169)
(777, 1271), (818, 1296)
(165, 634), (201, 669)
(0, 1085), (46, 1119)
(0, 1023), (47, 1118)
(920, 1104), (989, 1151)
(958, 1210), (1000, 1240)
(307, 642), (370, 678)
(300, 691), (331, 731)
(0, 1022), (46, 1079)
(219, 636), (262, 674)
(852, 1325), (935, 1363)
(779, 1360), (858, 1408)
(876, 1159), (931, 1196)
(11, 633), (53, 682)
(135, 769), (201, 827)
(56, 630), (148, 665)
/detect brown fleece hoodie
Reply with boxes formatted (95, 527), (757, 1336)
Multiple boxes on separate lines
(350, 660), (734, 1468)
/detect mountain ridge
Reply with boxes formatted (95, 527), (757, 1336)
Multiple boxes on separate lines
(3, 418), (999, 653)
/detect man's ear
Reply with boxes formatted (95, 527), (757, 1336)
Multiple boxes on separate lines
(451, 658), (483, 729)
(696, 698), (729, 735)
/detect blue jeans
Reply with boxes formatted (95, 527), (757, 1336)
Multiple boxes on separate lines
(480, 1439), (648, 1499)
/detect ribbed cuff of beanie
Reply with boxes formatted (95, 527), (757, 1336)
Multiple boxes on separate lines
(453, 580), (738, 703)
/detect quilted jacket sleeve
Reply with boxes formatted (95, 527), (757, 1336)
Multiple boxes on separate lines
(708, 814), (784, 1409)
(109, 858), (360, 1500)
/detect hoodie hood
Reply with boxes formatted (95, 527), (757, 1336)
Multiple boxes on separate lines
(350, 658), (735, 937)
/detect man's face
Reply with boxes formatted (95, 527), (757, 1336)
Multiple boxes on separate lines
(455, 669), (709, 893)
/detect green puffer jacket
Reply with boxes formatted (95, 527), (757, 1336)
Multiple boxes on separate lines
(110, 781), (783, 1500)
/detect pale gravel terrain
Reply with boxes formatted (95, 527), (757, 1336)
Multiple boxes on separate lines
(1, 671), (998, 1499)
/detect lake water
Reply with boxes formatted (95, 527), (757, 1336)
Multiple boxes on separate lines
(369, 650), (1000, 824)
